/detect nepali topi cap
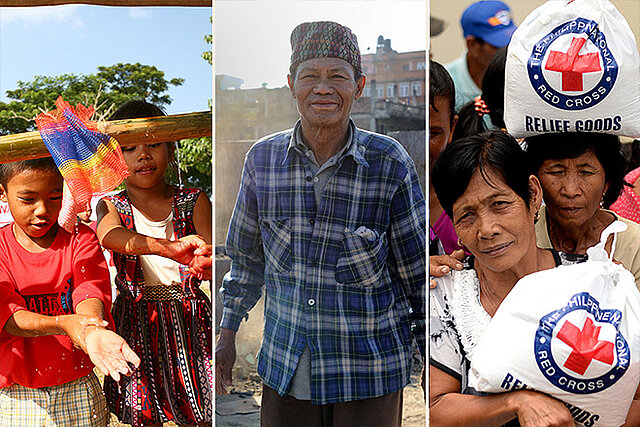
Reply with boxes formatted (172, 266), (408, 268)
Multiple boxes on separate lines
(290, 21), (362, 75)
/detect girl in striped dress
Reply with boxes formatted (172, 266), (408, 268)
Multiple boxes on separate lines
(96, 100), (212, 426)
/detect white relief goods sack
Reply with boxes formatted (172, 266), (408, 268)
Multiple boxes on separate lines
(504, 0), (640, 138)
(469, 221), (640, 427)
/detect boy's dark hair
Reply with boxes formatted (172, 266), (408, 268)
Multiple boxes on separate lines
(429, 60), (456, 124)
(0, 157), (61, 187)
(452, 47), (507, 141)
(432, 130), (532, 218)
(524, 132), (628, 209)
(109, 100), (166, 121)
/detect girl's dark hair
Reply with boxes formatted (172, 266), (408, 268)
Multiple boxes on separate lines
(451, 48), (507, 141)
(0, 157), (60, 187)
(524, 132), (628, 209)
(109, 100), (176, 150)
(109, 100), (166, 120)
(429, 59), (456, 124)
(432, 130), (532, 218)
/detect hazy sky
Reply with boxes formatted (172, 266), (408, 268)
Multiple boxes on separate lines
(0, 5), (212, 115)
(215, 0), (427, 89)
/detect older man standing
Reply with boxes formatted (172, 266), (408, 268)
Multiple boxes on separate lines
(216, 21), (425, 426)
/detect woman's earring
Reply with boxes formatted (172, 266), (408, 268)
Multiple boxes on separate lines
(457, 237), (463, 248)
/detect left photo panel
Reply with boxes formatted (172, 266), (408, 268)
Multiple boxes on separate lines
(0, 2), (213, 426)
(214, 1), (426, 425)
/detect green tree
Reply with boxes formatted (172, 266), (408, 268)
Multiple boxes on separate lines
(202, 16), (212, 66)
(171, 18), (213, 196)
(0, 63), (183, 135)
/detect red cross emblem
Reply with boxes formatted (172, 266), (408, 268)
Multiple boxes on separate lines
(556, 317), (614, 375)
(545, 37), (601, 92)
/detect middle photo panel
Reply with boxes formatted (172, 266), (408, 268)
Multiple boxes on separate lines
(214, 1), (427, 426)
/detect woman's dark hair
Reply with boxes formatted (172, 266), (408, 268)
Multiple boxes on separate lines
(109, 99), (166, 121)
(524, 132), (628, 209)
(628, 139), (640, 172)
(0, 157), (61, 187)
(430, 59), (456, 124)
(452, 48), (507, 141)
(432, 130), (532, 218)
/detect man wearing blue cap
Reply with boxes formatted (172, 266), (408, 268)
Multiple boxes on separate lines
(445, 0), (516, 112)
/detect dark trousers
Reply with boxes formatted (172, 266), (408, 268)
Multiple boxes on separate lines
(260, 384), (403, 427)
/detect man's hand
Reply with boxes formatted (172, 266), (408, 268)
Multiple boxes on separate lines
(56, 314), (109, 351)
(190, 244), (212, 280)
(216, 328), (237, 395)
(508, 390), (574, 427)
(429, 250), (465, 288)
(84, 327), (141, 382)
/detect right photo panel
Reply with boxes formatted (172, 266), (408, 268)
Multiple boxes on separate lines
(429, 0), (640, 425)
(215, 0), (427, 425)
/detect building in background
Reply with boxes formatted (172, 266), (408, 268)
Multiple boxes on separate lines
(353, 35), (425, 133)
(215, 76), (299, 141)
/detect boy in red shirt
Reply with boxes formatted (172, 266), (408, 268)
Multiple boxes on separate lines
(0, 157), (140, 426)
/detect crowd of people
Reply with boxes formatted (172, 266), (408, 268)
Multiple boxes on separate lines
(430, 1), (640, 426)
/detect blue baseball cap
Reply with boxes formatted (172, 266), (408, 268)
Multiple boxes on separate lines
(461, 1), (516, 48)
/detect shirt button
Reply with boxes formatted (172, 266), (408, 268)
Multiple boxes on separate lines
(308, 298), (316, 306)
(313, 177), (319, 183)
(309, 219), (315, 226)
(305, 176), (312, 182)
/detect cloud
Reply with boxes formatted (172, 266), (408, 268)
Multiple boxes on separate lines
(0, 5), (83, 28)
(128, 7), (152, 19)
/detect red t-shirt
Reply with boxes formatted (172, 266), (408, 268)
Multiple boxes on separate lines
(0, 223), (114, 388)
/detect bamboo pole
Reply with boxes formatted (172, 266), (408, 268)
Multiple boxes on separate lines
(0, 110), (212, 164)
(0, 1), (210, 6)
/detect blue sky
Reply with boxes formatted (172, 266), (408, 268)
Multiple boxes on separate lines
(0, 5), (212, 116)
(215, 0), (426, 89)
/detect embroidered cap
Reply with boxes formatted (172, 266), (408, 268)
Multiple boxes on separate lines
(289, 21), (362, 75)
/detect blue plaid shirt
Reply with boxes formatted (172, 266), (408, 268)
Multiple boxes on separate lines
(221, 121), (426, 404)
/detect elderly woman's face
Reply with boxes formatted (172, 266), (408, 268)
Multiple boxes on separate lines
(452, 167), (539, 273)
(537, 150), (609, 229)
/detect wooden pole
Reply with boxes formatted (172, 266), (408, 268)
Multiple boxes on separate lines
(0, 1), (210, 6)
(0, 110), (212, 164)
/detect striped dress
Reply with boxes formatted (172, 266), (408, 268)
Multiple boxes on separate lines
(103, 187), (212, 426)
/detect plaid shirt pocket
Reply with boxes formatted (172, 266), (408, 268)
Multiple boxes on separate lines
(259, 217), (292, 273)
(335, 227), (388, 287)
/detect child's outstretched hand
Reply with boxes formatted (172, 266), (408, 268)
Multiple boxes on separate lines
(84, 327), (141, 382)
(189, 244), (212, 280)
(56, 314), (109, 351)
(164, 235), (207, 265)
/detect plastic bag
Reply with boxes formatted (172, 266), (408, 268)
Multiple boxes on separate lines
(469, 221), (640, 426)
(504, 0), (640, 138)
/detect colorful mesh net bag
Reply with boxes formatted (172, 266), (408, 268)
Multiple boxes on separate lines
(35, 96), (129, 232)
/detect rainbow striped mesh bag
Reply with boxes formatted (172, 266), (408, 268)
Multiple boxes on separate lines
(35, 96), (129, 231)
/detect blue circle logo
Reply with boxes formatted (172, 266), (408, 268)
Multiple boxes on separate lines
(527, 18), (618, 111)
(534, 292), (629, 394)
